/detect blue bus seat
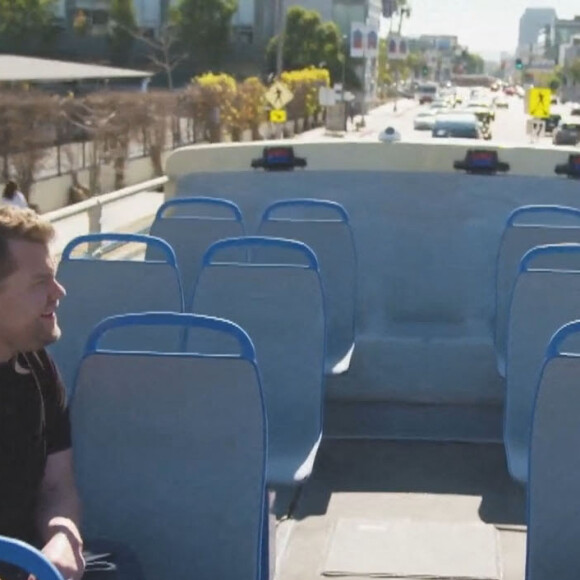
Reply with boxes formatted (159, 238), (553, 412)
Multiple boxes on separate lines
(258, 199), (357, 376)
(505, 243), (580, 483)
(526, 320), (580, 580)
(0, 536), (63, 580)
(146, 197), (245, 300)
(71, 313), (267, 580)
(51, 234), (184, 395)
(495, 205), (580, 378)
(189, 237), (325, 486)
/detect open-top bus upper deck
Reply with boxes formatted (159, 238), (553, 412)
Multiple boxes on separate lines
(42, 132), (580, 580)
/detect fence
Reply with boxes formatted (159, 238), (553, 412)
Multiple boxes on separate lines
(46, 176), (168, 259)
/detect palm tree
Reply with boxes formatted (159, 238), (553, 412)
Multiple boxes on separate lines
(394, 0), (411, 35)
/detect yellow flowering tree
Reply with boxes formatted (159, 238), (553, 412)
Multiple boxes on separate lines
(192, 72), (237, 142)
(232, 77), (266, 141)
(281, 67), (329, 129)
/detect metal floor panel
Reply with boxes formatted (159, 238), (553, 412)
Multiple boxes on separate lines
(275, 439), (526, 580)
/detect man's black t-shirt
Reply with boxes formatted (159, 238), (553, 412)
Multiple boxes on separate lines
(0, 350), (71, 546)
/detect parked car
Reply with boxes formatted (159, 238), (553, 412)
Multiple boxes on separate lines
(552, 121), (580, 146)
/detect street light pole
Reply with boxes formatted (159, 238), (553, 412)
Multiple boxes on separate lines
(342, 34), (347, 101)
(275, 0), (284, 76)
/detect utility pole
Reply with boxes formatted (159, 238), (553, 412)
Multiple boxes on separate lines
(275, 0), (285, 76)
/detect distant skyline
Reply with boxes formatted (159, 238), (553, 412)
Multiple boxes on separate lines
(384, 0), (579, 61)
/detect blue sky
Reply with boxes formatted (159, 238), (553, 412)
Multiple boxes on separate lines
(387, 0), (579, 60)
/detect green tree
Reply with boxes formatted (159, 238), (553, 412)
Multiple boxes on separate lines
(267, 6), (355, 85)
(534, 66), (564, 92)
(0, 0), (58, 51)
(172, 0), (237, 65)
(378, 38), (393, 88)
(456, 50), (484, 74)
(405, 51), (426, 78)
(109, 0), (137, 65)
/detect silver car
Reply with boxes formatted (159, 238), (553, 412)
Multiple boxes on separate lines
(413, 112), (436, 131)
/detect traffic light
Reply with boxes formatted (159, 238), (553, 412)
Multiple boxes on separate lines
(422, 65), (429, 76)
(515, 58), (523, 70)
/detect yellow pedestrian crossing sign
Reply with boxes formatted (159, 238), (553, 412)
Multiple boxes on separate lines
(269, 109), (287, 123)
(265, 82), (293, 109)
(528, 88), (551, 118)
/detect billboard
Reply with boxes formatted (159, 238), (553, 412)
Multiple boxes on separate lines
(350, 22), (367, 58)
(351, 22), (380, 58)
(367, 27), (379, 58)
(387, 36), (409, 61)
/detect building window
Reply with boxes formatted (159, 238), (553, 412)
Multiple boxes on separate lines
(233, 25), (253, 44)
(92, 10), (109, 25)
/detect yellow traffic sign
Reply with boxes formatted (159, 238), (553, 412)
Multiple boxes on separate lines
(528, 88), (551, 118)
(269, 109), (287, 123)
(265, 82), (294, 109)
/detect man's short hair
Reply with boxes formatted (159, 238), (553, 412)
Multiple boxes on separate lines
(0, 206), (55, 282)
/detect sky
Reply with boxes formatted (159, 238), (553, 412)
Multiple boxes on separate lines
(389, 0), (579, 61)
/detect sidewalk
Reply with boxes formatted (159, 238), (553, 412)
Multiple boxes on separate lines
(295, 98), (419, 142)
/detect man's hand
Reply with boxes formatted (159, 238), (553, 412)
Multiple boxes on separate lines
(41, 528), (85, 580)
(36, 451), (85, 580)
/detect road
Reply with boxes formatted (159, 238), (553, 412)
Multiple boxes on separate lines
(298, 87), (578, 148)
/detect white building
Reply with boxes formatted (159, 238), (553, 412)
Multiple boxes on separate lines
(559, 35), (580, 67)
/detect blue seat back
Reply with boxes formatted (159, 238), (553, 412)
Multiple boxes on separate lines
(495, 205), (580, 377)
(189, 237), (325, 486)
(71, 313), (266, 580)
(0, 536), (63, 580)
(505, 243), (580, 483)
(147, 197), (245, 299)
(258, 199), (357, 375)
(526, 320), (580, 580)
(51, 234), (184, 394)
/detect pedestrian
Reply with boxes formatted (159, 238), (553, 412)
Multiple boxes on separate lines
(348, 102), (355, 126)
(2, 181), (28, 209)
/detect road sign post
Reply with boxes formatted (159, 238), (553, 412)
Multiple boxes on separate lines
(527, 88), (551, 118)
(265, 81), (293, 140)
(526, 118), (546, 143)
(269, 109), (287, 124)
(265, 82), (293, 110)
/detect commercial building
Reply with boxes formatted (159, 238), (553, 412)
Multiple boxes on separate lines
(551, 16), (580, 63)
(559, 34), (580, 66)
(518, 8), (557, 52)
(254, 0), (383, 46)
(57, 0), (384, 54)
(416, 35), (458, 52)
